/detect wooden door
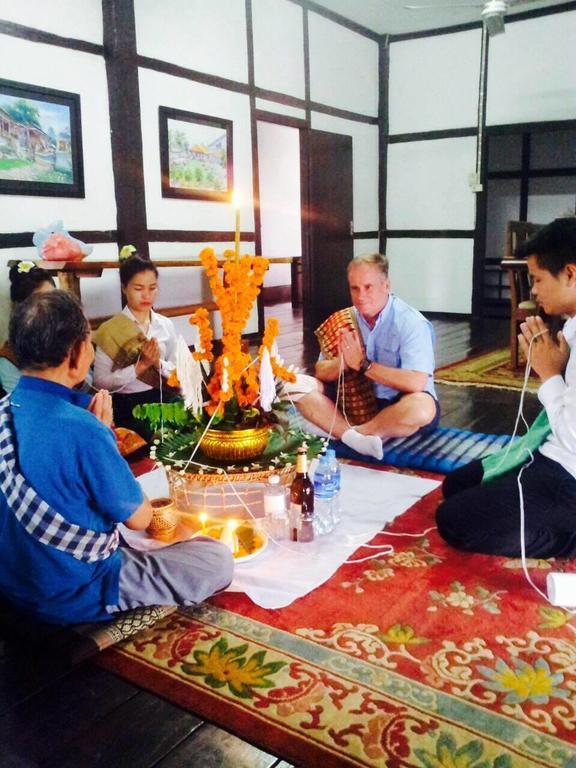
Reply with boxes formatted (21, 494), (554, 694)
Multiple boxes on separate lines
(301, 129), (354, 331)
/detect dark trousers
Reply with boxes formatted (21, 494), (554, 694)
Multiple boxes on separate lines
(436, 453), (576, 558)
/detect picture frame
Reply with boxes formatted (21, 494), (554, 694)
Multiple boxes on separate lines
(0, 79), (84, 198)
(159, 107), (233, 201)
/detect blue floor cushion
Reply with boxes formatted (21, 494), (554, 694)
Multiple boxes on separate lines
(332, 427), (512, 474)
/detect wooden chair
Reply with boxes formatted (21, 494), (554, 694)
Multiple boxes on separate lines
(501, 221), (543, 370)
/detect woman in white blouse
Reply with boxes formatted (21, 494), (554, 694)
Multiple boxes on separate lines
(93, 254), (177, 435)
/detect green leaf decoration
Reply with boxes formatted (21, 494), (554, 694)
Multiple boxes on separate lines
(153, 406), (326, 475)
(133, 401), (191, 430)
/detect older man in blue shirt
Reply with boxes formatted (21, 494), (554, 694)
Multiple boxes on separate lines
(297, 254), (439, 460)
(0, 290), (233, 624)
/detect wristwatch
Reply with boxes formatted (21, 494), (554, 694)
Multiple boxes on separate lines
(358, 356), (373, 375)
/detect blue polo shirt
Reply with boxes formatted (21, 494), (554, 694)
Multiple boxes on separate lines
(0, 377), (143, 624)
(355, 295), (437, 401)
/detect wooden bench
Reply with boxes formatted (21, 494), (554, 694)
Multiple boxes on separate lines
(7, 257), (294, 330)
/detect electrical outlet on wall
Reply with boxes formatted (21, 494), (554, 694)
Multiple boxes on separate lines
(468, 172), (483, 193)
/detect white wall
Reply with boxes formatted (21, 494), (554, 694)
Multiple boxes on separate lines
(258, 122), (301, 288)
(354, 239), (379, 257)
(389, 29), (481, 135)
(387, 238), (474, 314)
(255, 98), (306, 121)
(487, 12), (576, 126)
(387, 137), (477, 230)
(387, 9), (576, 314)
(253, 0), (305, 99)
(388, 29), (480, 314)
(0, 0), (103, 43)
(309, 13), (379, 117)
(134, 0), (249, 83)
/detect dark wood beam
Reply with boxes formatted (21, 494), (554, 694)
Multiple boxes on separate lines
(102, 0), (149, 258)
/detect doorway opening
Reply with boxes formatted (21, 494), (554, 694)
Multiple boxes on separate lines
(482, 124), (576, 318)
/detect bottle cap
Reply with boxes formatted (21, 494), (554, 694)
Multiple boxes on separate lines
(268, 474), (280, 485)
(326, 448), (336, 459)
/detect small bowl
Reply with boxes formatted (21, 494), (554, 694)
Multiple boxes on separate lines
(147, 497), (178, 540)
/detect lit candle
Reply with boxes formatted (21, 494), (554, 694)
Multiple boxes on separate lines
(232, 191), (240, 262)
(221, 518), (239, 554)
(199, 512), (208, 535)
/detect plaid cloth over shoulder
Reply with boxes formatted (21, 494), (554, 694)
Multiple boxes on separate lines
(0, 395), (119, 563)
(315, 307), (380, 426)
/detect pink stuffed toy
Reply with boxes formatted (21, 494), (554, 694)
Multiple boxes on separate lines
(32, 220), (93, 262)
(41, 233), (85, 262)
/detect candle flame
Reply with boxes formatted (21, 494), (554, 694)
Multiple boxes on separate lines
(232, 190), (241, 209)
(221, 518), (239, 554)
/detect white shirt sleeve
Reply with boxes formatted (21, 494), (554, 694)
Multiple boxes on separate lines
(93, 346), (138, 391)
(158, 316), (177, 378)
(538, 374), (576, 454)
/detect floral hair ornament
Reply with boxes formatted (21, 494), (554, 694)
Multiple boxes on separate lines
(119, 244), (137, 261)
(17, 261), (36, 274)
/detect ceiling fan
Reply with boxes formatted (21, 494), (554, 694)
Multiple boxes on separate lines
(405, 0), (544, 36)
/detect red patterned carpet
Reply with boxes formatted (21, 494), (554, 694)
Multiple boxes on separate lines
(98, 470), (576, 767)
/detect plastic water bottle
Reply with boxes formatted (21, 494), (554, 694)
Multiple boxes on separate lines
(326, 448), (341, 525)
(263, 474), (288, 540)
(313, 454), (335, 535)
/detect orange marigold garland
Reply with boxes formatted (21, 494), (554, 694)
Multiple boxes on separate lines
(190, 247), (295, 419)
(259, 318), (296, 384)
(189, 307), (214, 363)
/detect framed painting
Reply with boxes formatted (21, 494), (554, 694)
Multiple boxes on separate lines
(159, 107), (233, 201)
(0, 79), (84, 198)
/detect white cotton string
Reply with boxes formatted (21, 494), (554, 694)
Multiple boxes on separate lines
(345, 547), (394, 564)
(338, 354), (354, 432)
(492, 329), (548, 472)
(158, 364), (164, 441)
(238, 356), (259, 377)
(88, 353), (144, 395)
(343, 526), (437, 563)
(181, 403), (222, 473)
(326, 352), (346, 441)
(372, 525), (437, 538)
(497, 329), (576, 617)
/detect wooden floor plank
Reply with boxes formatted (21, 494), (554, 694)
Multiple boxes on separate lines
(49, 690), (203, 768)
(0, 639), (73, 716)
(0, 665), (139, 767)
(155, 722), (280, 768)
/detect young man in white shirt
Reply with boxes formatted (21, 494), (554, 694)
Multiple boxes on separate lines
(437, 217), (576, 558)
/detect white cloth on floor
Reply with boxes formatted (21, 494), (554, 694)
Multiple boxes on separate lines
(124, 464), (439, 609)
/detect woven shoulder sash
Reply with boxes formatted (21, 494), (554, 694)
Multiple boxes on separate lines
(0, 395), (119, 563)
(315, 308), (380, 426)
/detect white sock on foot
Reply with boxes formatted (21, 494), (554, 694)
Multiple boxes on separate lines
(341, 428), (383, 460)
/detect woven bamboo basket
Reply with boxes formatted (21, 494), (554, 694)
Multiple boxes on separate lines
(167, 461), (295, 488)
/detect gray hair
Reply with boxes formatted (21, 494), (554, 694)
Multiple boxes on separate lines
(347, 253), (389, 277)
(10, 290), (90, 371)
